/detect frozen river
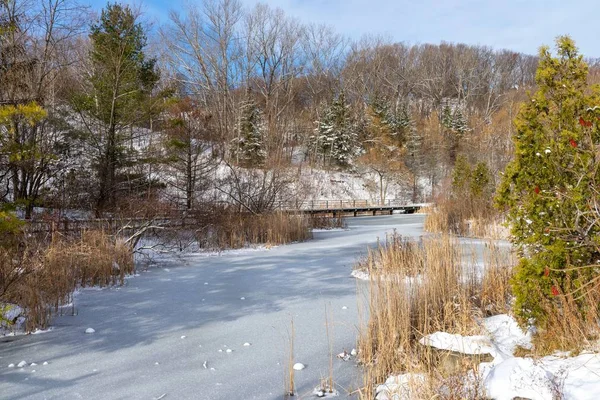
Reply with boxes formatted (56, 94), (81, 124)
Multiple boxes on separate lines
(1, 214), (425, 400)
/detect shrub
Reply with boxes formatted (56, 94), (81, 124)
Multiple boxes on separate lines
(496, 36), (600, 329)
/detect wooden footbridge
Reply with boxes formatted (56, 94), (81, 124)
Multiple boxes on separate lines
(274, 199), (426, 217)
(22, 200), (427, 233)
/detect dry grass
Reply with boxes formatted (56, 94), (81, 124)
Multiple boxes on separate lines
(196, 211), (312, 250)
(355, 232), (515, 398)
(532, 277), (600, 356)
(424, 198), (506, 239)
(0, 230), (134, 331)
(308, 214), (347, 230)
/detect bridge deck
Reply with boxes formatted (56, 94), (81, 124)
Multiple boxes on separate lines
(22, 200), (427, 233)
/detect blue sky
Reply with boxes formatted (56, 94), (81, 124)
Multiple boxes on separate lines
(88, 0), (600, 57)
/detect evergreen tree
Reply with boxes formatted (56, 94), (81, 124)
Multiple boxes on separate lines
(312, 93), (358, 167)
(451, 155), (472, 198)
(232, 99), (266, 167)
(496, 37), (600, 325)
(389, 103), (412, 143)
(441, 104), (453, 130)
(451, 109), (469, 134)
(71, 3), (160, 215)
(440, 103), (469, 164)
(470, 162), (491, 198)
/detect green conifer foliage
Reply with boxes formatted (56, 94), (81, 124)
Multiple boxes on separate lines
(312, 93), (358, 167)
(496, 36), (600, 325)
(232, 100), (266, 167)
(71, 3), (160, 214)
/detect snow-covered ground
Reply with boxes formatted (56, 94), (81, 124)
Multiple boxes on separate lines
(0, 214), (425, 400)
(379, 309), (600, 400)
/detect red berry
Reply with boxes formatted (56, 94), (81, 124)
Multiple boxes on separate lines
(534, 186), (540, 194)
(578, 117), (592, 127)
(551, 286), (560, 296)
(570, 138), (578, 148)
(544, 267), (550, 277)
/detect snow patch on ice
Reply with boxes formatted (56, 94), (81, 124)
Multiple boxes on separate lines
(375, 373), (426, 400)
(351, 269), (370, 281)
(419, 332), (495, 356)
(293, 363), (305, 370)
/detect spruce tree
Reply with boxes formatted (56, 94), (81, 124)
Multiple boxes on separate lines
(441, 104), (453, 130)
(232, 99), (266, 167)
(312, 93), (358, 167)
(451, 109), (469, 134)
(496, 36), (600, 325)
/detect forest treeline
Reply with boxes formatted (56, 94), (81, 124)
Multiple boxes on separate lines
(2, 0), (598, 219)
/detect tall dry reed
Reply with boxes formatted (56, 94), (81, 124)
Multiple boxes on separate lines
(198, 212), (312, 250)
(356, 233), (514, 398)
(424, 198), (506, 239)
(1, 230), (134, 331)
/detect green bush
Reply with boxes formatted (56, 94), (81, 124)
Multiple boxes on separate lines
(496, 36), (600, 326)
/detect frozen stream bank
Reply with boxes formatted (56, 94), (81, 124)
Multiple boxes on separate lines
(1, 215), (425, 400)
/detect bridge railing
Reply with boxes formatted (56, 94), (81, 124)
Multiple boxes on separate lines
(272, 199), (416, 211)
(21, 200), (426, 233)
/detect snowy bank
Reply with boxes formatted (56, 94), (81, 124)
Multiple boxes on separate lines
(379, 314), (600, 400)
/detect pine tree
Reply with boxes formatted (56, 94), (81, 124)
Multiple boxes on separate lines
(312, 93), (358, 167)
(470, 162), (491, 198)
(496, 36), (600, 325)
(71, 3), (160, 215)
(451, 109), (469, 134)
(389, 103), (412, 143)
(232, 99), (266, 167)
(441, 104), (453, 130)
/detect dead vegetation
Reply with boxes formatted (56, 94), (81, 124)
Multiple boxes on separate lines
(424, 198), (506, 239)
(355, 232), (514, 398)
(195, 211), (313, 250)
(1, 230), (134, 331)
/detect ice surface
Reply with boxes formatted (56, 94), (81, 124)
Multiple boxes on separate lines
(0, 215), (426, 399)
